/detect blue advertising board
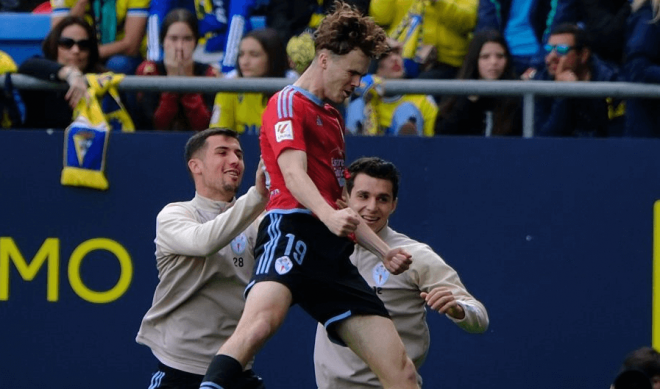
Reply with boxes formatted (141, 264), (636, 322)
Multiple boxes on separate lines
(0, 130), (657, 389)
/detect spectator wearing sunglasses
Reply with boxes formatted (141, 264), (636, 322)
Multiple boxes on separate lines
(530, 23), (624, 137)
(18, 16), (108, 129)
(50, 0), (149, 76)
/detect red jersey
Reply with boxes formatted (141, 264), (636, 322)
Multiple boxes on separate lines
(260, 85), (346, 211)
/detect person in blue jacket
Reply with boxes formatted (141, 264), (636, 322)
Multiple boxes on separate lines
(475, 0), (577, 76)
(147, 0), (257, 73)
(622, 0), (660, 138)
(531, 23), (625, 137)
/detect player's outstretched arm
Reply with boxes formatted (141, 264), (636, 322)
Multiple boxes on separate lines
(277, 149), (360, 237)
(354, 222), (412, 275)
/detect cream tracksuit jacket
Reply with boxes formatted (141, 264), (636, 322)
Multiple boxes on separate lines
(314, 225), (489, 388)
(136, 187), (266, 374)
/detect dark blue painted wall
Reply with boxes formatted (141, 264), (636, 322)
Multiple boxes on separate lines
(0, 131), (656, 389)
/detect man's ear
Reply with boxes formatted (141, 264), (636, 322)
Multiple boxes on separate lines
(390, 198), (398, 215)
(319, 51), (328, 69)
(188, 158), (201, 175)
(580, 47), (591, 65)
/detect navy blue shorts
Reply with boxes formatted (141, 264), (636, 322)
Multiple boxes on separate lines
(246, 210), (389, 345)
(148, 362), (264, 389)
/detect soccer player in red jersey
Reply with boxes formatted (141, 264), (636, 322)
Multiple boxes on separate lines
(201, 3), (419, 389)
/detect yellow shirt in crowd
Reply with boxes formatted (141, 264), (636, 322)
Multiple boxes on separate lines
(210, 92), (267, 135)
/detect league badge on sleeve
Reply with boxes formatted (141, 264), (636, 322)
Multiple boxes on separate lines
(275, 120), (294, 142)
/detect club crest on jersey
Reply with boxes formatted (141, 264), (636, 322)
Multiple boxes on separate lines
(275, 120), (294, 142)
(230, 233), (247, 255)
(275, 256), (293, 275)
(372, 263), (389, 286)
(316, 115), (322, 126)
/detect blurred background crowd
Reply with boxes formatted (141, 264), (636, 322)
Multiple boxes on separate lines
(0, 0), (658, 138)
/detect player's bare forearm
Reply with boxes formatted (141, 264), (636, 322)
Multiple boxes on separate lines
(356, 225), (412, 274)
(354, 221), (388, 259)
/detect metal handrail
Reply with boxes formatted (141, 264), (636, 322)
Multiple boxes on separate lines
(4, 74), (660, 137)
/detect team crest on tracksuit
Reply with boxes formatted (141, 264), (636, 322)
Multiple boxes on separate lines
(372, 263), (389, 286)
(231, 233), (247, 255)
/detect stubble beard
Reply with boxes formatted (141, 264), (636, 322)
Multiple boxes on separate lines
(221, 179), (239, 197)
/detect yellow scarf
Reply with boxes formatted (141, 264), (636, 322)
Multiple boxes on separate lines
(61, 72), (133, 190)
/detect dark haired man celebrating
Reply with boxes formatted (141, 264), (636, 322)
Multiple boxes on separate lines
(137, 128), (268, 389)
(314, 157), (489, 388)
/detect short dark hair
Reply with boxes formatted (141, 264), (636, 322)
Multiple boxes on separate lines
(43, 16), (104, 73)
(184, 128), (239, 173)
(314, 1), (388, 59)
(237, 28), (289, 78)
(346, 157), (400, 200)
(160, 8), (200, 45)
(550, 23), (589, 51)
(619, 347), (660, 378)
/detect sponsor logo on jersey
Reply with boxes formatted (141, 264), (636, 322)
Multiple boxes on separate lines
(332, 157), (345, 187)
(275, 256), (293, 275)
(372, 263), (389, 286)
(230, 233), (247, 255)
(275, 120), (294, 142)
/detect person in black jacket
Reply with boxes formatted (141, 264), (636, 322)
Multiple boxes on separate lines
(576, 0), (630, 66)
(622, 0), (660, 138)
(435, 29), (521, 137)
(266, 0), (369, 44)
(532, 23), (625, 137)
(18, 16), (106, 129)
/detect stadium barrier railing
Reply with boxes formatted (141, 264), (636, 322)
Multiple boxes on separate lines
(4, 74), (660, 137)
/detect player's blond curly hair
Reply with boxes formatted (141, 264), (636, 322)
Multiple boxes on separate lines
(314, 1), (389, 59)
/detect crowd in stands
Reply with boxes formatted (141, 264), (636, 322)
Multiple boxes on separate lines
(0, 0), (659, 138)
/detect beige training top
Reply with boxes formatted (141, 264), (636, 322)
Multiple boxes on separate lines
(314, 225), (489, 388)
(136, 187), (266, 375)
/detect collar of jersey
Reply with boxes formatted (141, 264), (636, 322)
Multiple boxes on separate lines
(291, 85), (324, 107)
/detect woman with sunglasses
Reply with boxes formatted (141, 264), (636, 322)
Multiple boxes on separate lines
(18, 16), (106, 129)
(435, 29), (522, 137)
(134, 8), (219, 131)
